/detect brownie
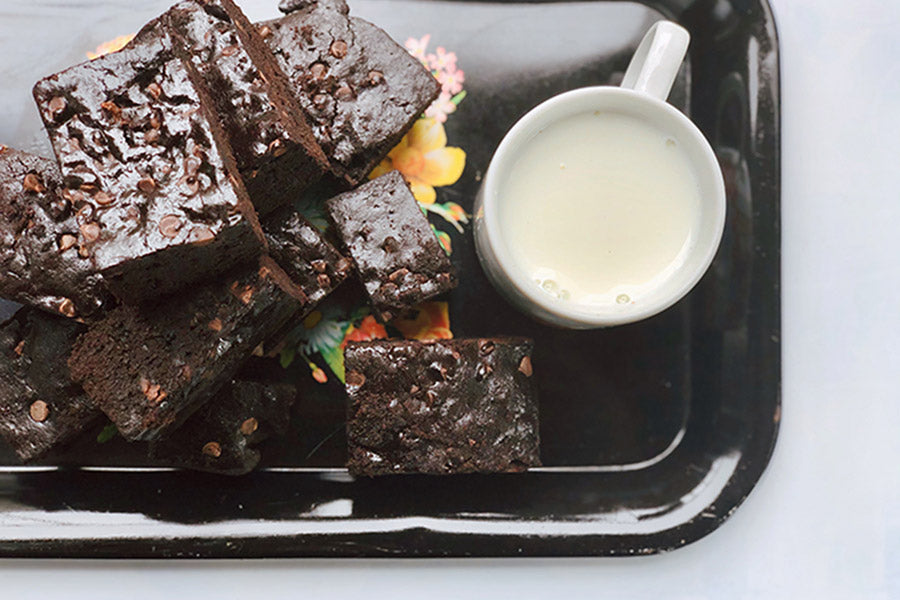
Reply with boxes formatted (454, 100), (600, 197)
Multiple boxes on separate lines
(0, 146), (109, 319)
(134, 0), (329, 215)
(149, 380), (296, 475)
(33, 27), (264, 304)
(345, 339), (541, 475)
(69, 257), (308, 441)
(325, 170), (457, 322)
(0, 308), (102, 462)
(264, 0), (441, 184)
(263, 207), (351, 305)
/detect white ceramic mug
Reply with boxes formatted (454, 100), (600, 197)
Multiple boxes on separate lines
(474, 21), (726, 329)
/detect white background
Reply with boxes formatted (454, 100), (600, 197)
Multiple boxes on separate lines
(2, 0), (899, 597)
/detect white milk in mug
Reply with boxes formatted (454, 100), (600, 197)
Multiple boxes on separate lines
(496, 110), (702, 309)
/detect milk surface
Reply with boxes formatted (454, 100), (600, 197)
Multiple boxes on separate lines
(498, 110), (702, 306)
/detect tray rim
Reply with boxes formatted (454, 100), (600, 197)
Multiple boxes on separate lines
(0, 0), (781, 558)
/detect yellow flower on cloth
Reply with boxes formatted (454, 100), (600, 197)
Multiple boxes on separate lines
(393, 302), (453, 341)
(370, 118), (465, 204)
(87, 34), (135, 60)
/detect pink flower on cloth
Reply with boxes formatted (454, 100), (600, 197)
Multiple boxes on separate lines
(405, 34), (431, 59)
(428, 47), (458, 72)
(437, 67), (465, 96)
(425, 91), (458, 123)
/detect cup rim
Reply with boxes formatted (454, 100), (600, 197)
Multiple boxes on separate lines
(480, 85), (726, 327)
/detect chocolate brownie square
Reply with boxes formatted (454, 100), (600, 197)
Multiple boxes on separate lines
(149, 380), (296, 475)
(69, 257), (307, 441)
(325, 170), (457, 322)
(33, 28), (264, 304)
(135, 0), (329, 214)
(345, 338), (540, 475)
(263, 207), (351, 305)
(0, 308), (101, 462)
(264, 0), (441, 184)
(0, 146), (109, 319)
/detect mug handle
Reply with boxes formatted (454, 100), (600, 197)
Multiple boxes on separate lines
(620, 21), (691, 101)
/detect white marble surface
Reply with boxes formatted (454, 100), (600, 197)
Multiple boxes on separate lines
(2, 0), (899, 597)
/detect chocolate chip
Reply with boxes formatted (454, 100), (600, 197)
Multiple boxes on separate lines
(80, 222), (100, 243)
(181, 176), (200, 196)
(79, 181), (98, 195)
(240, 418), (259, 436)
(91, 190), (114, 207)
(137, 177), (156, 194)
(145, 129), (160, 144)
(221, 45), (239, 57)
(208, 318), (223, 332)
(58, 234), (77, 252)
(426, 390), (438, 404)
(58, 298), (76, 318)
(47, 96), (66, 119)
(29, 400), (50, 423)
(62, 188), (83, 204)
(346, 370), (366, 387)
(149, 113), (161, 129)
(475, 362), (493, 381)
(257, 24), (272, 38)
(125, 206), (141, 221)
(184, 155), (202, 176)
(312, 93), (329, 108)
(388, 268), (409, 282)
(267, 139), (286, 157)
(409, 384), (420, 394)
(76, 204), (95, 222)
(202, 441), (222, 458)
(311, 259), (328, 273)
(329, 39), (348, 58)
(146, 82), (162, 100)
(100, 101), (121, 121)
(78, 245), (91, 259)
(159, 215), (183, 238)
(367, 70), (384, 86)
(335, 85), (354, 101)
(226, 280), (255, 305)
(190, 226), (216, 245)
(382, 236), (399, 253)
(479, 340), (495, 356)
(142, 381), (165, 404)
(309, 62), (327, 79)
(518, 356), (533, 377)
(22, 173), (46, 194)
(316, 273), (331, 288)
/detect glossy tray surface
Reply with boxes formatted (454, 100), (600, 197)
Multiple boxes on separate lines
(0, 0), (780, 557)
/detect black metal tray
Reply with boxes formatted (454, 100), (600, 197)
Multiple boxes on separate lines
(0, 0), (780, 557)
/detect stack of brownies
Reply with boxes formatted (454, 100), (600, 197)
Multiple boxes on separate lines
(0, 0), (540, 476)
